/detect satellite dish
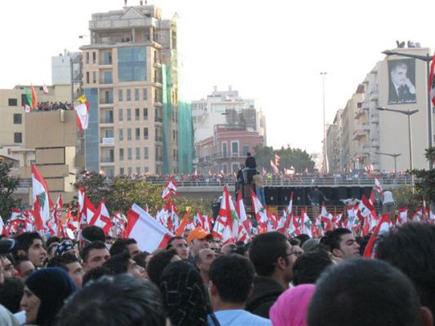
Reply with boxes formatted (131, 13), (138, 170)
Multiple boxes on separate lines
(66, 229), (75, 240)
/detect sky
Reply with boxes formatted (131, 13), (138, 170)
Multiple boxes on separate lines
(1, 0), (434, 154)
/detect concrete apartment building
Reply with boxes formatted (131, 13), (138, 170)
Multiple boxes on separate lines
(81, 5), (192, 177)
(192, 86), (266, 144)
(327, 45), (433, 173)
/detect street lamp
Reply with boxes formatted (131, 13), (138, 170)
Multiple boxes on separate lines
(320, 72), (327, 173)
(375, 152), (401, 181)
(382, 49), (433, 169)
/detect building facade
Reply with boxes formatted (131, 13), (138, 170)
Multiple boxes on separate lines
(195, 124), (264, 174)
(81, 5), (192, 177)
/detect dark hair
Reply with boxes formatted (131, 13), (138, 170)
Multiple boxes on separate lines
(46, 236), (61, 249)
(147, 249), (179, 286)
(14, 255), (29, 267)
(14, 232), (43, 254)
(55, 275), (166, 326)
(159, 261), (212, 326)
(289, 238), (301, 246)
(376, 222), (435, 316)
(247, 152), (251, 157)
(166, 236), (185, 249)
(209, 254), (255, 303)
(295, 234), (310, 246)
(82, 266), (115, 287)
(109, 238), (137, 256)
(103, 251), (131, 274)
(47, 253), (79, 272)
(0, 277), (24, 313)
(307, 259), (422, 326)
(133, 251), (151, 270)
(292, 249), (332, 286)
(249, 232), (289, 277)
(320, 228), (351, 252)
(81, 241), (107, 263)
(81, 226), (105, 243)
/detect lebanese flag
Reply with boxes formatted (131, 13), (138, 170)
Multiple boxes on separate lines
(42, 84), (49, 95)
(31, 166), (53, 228)
(74, 95), (90, 131)
(0, 216), (8, 236)
(126, 204), (173, 252)
(275, 154), (280, 167)
(236, 190), (250, 233)
(270, 160), (279, 174)
(162, 179), (178, 199)
(77, 187), (86, 221)
(363, 213), (392, 258)
(81, 197), (96, 228)
(89, 199), (113, 235)
(429, 51), (435, 106)
(397, 207), (408, 225)
(374, 178), (383, 195)
(250, 189), (268, 232)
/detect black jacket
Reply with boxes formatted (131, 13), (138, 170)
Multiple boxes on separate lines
(245, 276), (285, 319)
(245, 156), (257, 169)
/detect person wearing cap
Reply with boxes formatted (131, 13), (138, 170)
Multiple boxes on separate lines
(187, 227), (213, 266)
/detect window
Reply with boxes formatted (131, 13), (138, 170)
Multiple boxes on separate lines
(92, 52), (96, 64)
(86, 52), (89, 64)
(172, 130), (176, 142)
(103, 71), (112, 84)
(135, 89), (139, 101)
(8, 99), (17, 106)
(243, 144), (250, 156)
(127, 128), (132, 141)
(119, 148), (124, 161)
(103, 52), (112, 65)
(119, 129), (124, 141)
(143, 128), (148, 140)
(222, 163), (228, 174)
(128, 148), (132, 160)
(143, 108), (148, 120)
(222, 142), (228, 158)
(136, 167), (141, 175)
(136, 147), (140, 160)
(118, 47), (147, 82)
(144, 147), (149, 159)
(105, 129), (114, 138)
(14, 132), (22, 143)
(135, 108), (140, 121)
(128, 167), (133, 175)
(86, 72), (89, 84)
(92, 72), (97, 83)
(127, 108), (131, 121)
(118, 90), (123, 102)
(135, 128), (140, 140)
(120, 167), (124, 175)
(143, 88), (148, 100)
(119, 108), (123, 122)
(13, 114), (22, 124)
(104, 90), (113, 104)
(231, 141), (239, 157)
(127, 89), (131, 101)
(232, 163), (239, 173)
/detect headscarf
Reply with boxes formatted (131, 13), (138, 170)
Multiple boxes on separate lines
(270, 284), (315, 326)
(25, 267), (78, 326)
(159, 261), (211, 326)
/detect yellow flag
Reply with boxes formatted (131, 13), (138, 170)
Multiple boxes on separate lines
(78, 94), (87, 103)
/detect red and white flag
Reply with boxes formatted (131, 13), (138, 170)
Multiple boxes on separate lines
(374, 177), (383, 195)
(31, 166), (53, 230)
(429, 51), (435, 106)
(162, 179), (178, 199)
(126, 204), (173, 252)
(270, 160), (279, 174)
(42, 84), (49, 95)
(74, 95), (90, 131)
(89, 199), (113, 235)
(397, 207), (408, 225)
(363, 214), (392, 258)
(275, 154), (280, 167)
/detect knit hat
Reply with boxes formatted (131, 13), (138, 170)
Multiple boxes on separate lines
(25, 267), (78, 326)
(270, 284), (315, 326)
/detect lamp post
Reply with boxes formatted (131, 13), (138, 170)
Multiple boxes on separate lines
(377, 106), (418, 189)
(382, 49), (433, 169)
(321, 72), (327, 173)
(375, 152), (401, 181)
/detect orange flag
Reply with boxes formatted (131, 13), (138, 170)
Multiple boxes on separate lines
(175, 210), (191, 236)
(31, 86), (38, 109)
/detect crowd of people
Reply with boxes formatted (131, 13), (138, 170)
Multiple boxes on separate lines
(0, 221), (434, 326)
(33, 102), (74, 112)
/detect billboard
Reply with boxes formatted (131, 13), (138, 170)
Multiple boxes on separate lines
(388, 59), (417, 105)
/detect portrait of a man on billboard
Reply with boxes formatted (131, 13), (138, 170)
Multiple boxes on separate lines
(388, 59), (417, 105)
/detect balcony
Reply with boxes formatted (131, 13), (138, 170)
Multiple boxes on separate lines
(362, 100), (370, 110)
(371, 115), (379, 123)
(372, 140), (380, 147)
(100, 137), (115, 146)
(370, 88), (379, 101)
(355, 109), (366, 119)
(353, 129), (367, 141)
(155, 136), (163, 145)
(101, 157), (115, 165)
(100, 99), (114, 107)
(100, 78), (113, 85)
(100, 117), (114, 125)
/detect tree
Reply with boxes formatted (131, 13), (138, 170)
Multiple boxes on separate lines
(71, 172), (210, 218)
(412, 147), (435, 206)
(392, 185), (421, 213)
(0, 162), (22, 221)
(253, 145), (315, 173)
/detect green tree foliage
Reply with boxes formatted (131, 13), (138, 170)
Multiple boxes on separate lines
(71, 172), (210, 218)
(253, 145), (316, 172)
(0, 162), (22, 221)
(392, 185), (421, 212)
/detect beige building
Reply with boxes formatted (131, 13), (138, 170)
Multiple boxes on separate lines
(81, 5), (183, 177)
(330, 46), (433, 172)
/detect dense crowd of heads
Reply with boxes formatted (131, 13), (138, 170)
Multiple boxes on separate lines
(0, 221), (433, 325)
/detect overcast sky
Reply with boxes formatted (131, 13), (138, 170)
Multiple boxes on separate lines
(1, 0), (434, 154)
